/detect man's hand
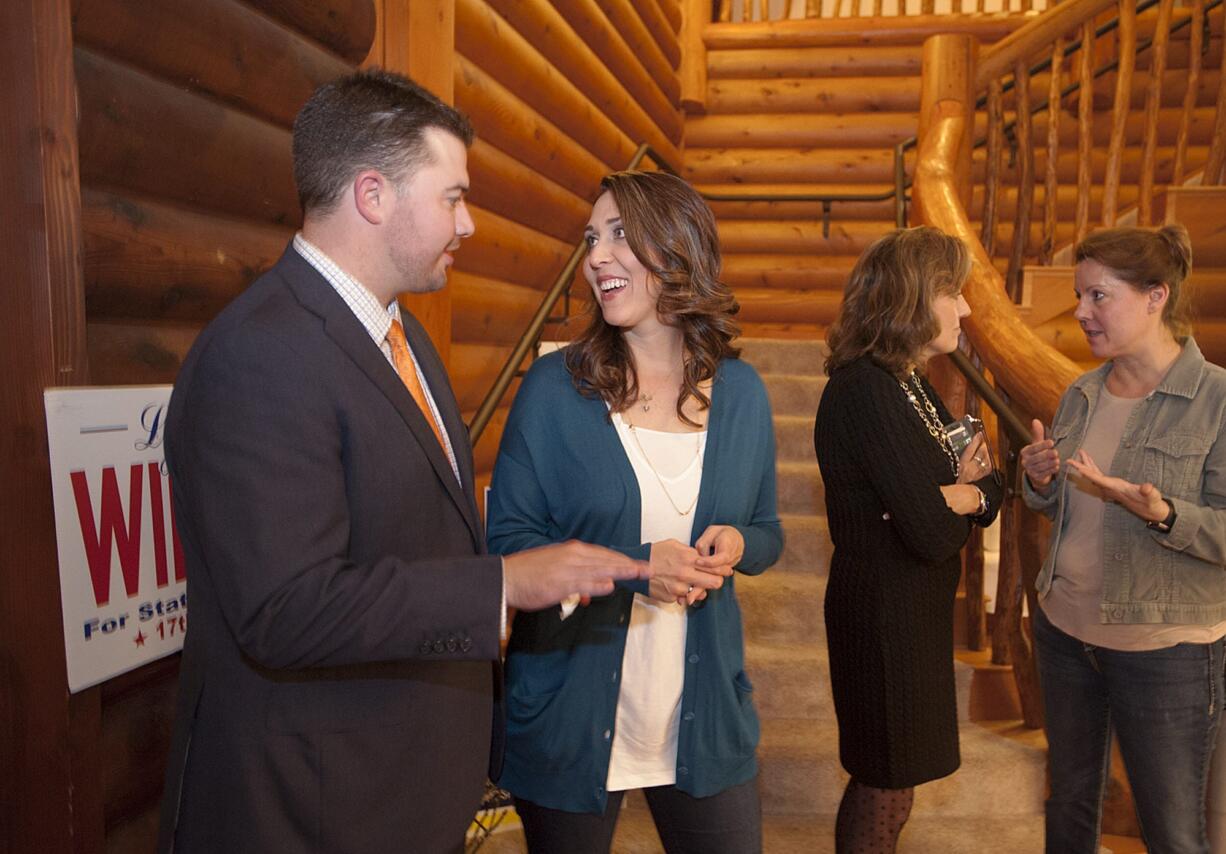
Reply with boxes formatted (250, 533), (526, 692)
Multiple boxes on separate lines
(503, 541), (650, 612)
(1065, 449), (1170, 523)
(646, 538), (730, 607)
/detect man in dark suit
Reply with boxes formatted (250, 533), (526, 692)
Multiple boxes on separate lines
(156, 70), (646, 854)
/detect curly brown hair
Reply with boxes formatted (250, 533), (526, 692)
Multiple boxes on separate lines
(564, 171), (740, 426)
(825, 226), (971, 378)
(1075, 223), (1194, 338)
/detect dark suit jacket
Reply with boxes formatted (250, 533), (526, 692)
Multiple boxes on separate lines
(157, 246), (503, 854)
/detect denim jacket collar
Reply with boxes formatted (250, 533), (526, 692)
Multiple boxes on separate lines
(1070, 336), (1206, 406)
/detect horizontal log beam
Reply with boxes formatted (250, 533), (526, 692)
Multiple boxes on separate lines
(707, 44), (922, 78)
(473, 0), (681, 165)
(721, 253), (859, 289)
(87, 318), (200, 385)
(82, 187), (290, 323)
(242, 0), (376, 64)
(703, 14), (1026, 50)
(734, 287), (842, 323)
(971, 144), (1209, 185)
(706, 75), (920, 113)
(685, 111), (917, 147)
(717, 219), (885, 254)
(451, 341), (528, 411)
(685, 146), (907, 183)
(549, 0), (684, 134)
(632, 0), (682, 66)
(599, 0), (679, 84)
(456, 204), (573, 290)
(466, 139), (591, 244)
(451, 272), (586, 345)
(72, 0), (350, 130)
(455, 54), (608, 201)
(736, 321), (823, 339)
(75, 47), (300, 227)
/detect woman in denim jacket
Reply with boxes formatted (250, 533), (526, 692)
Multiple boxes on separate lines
(1021, 224), (1226, 854)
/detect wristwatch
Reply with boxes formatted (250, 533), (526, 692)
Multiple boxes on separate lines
(1146, 499), (1177, 533)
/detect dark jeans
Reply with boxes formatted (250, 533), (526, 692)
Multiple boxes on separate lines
(1033, 606), (1225, 854)
(513, 777), (762, 854)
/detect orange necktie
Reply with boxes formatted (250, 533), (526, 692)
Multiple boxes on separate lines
(387, 319), (447, 452)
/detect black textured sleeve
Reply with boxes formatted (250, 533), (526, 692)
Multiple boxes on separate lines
(840, 369), (972, 564)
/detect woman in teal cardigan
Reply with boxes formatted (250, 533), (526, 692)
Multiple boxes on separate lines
(487, 171), (782, 853)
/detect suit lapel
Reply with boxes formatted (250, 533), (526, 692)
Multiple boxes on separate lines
(279, 250), (482, 547)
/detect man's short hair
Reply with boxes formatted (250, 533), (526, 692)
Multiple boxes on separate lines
(292, 68), (474, 216)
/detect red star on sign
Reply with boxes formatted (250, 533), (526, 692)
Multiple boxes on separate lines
(133, 630), (146, 648)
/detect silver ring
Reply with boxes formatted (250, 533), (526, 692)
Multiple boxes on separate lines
(977, 458), (987, 468)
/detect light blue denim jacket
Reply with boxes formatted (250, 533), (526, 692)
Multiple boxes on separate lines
(1024, 338), (1226, 625)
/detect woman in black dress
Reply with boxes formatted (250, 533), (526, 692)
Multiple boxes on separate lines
(813, 227), (1002, 853)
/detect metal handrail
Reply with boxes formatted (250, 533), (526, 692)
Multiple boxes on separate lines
(467, 142), (905, 445)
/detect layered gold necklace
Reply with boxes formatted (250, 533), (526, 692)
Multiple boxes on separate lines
(898, 372), (959, 476)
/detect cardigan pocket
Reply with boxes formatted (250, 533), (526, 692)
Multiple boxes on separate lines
(707, 670), (759, 760)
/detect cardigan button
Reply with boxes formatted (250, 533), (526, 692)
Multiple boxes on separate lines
(603, 729), (611, 740)
(678, 766), (689, 776)
(688, 654), (699, 664)
(683, 712), (694, 722)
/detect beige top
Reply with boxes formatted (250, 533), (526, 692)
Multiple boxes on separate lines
(1043, 385), (1226, 650)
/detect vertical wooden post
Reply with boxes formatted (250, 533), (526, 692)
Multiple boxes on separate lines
(1075, 20), (1094, 244)
(681, 0), (709, 114)
(1007, 57), (1034, 301)
(1101, 0), (1135, 226)
(917, 34), (977, 214)
(371, 0), (455, 363)
(1138, 0), (1174, 225)
(0, 0), (95, 851)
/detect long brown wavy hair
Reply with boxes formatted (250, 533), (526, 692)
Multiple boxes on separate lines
(565, 171), (740, 426)
(825, 226), (971, 378)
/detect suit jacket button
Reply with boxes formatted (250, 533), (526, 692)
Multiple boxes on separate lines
(433, 640), (446, 654)
(419, 640), (432, 655)
(446, 636), (458, 653)
(460, 638), (473, 652)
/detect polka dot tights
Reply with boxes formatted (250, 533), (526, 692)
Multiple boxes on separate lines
(834, 778), (914, 853)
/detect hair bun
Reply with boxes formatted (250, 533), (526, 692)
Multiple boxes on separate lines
(1158, 223), (1193, 280)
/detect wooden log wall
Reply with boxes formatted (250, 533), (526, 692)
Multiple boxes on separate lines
(452, 0), (683, 489)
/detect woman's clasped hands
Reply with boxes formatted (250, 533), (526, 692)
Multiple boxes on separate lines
(648, 525), (744, 606)
(940, 432), (994, 516)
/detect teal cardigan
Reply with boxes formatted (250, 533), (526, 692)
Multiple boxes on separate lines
(487, 350), (783, 814)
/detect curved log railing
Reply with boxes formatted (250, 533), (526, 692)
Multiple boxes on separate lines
(914, 0), (1226, 726)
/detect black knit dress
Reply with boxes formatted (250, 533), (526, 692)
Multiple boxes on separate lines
(813, 356), (1001, 789)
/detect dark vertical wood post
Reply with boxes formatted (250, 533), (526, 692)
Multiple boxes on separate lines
(0, 0), (95, 851)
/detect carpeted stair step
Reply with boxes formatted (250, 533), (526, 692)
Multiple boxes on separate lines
(737, 338), (829, 376)
(744, 640), (833, 720)
(775, 513), (831, 574)
(736, 571), (825, 645)
(773, 413), (816, 462)
(755, 717), (1046, 819)
(775, 461), (823, 516)
(762, 373), (825, 417)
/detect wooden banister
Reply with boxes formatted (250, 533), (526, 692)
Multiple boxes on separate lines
(975, 0), (1117, 89)
(913, 42), (1079, 425)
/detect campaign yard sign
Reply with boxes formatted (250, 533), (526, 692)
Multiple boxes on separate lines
(45, 387), (187, 692)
